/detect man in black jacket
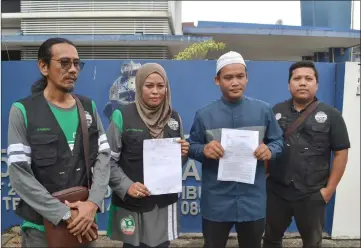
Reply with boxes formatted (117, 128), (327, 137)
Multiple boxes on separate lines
(263, 61), (350, 248)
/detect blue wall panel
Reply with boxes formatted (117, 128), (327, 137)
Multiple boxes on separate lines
(1, 60), (338, 234)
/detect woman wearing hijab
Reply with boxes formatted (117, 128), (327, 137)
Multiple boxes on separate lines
(106, 63), (189, 248)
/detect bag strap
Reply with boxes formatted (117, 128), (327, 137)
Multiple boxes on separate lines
(73, 95), (91, 189)
(265, 100), (320, 176)
(284, 100), (320, 140)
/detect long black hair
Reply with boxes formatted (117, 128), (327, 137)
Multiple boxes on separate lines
(31, 38), (76, 94)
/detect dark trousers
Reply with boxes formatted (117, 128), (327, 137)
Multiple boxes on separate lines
(123, 241), (170, 248)
(263, 187), (326, 248)
(202, 217), (265, 248)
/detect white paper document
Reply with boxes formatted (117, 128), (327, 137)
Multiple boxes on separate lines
(143, 138), (182, 195)
(217, 129), (259, 184)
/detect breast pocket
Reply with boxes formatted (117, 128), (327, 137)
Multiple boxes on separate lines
(123, 133), (143, 159)
(30, 134), (58, 166)
(308, 124), (330, 148)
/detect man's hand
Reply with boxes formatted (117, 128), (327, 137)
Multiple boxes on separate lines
(178, 139), (190, 156)
(65, 200), (98, 236)
(320, 188), (334, 204)
(254, 144), (272, 161)
(127, 182), (150, 198)
(203, 141), (224, 160)
(65, 209), (83, 243)
(65, 208), (98, 242)
(82, 226), (98, 242)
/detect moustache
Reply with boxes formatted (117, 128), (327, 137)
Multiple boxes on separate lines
(65, 76), (77, 81)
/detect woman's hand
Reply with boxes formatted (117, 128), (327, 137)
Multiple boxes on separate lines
(127, 182), (151, 198)
(178, 139), (190, 157)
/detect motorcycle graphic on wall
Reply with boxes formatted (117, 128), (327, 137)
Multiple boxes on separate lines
(103, 61), (142, 121)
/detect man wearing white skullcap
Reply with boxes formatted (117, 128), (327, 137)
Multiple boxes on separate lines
(187, 51), (284, 248)
(216, 51), (246, 75)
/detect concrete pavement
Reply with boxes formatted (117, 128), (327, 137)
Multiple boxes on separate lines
(2, 226), (360, 247)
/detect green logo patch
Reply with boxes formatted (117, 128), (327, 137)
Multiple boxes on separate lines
(120, 215), (135, 235)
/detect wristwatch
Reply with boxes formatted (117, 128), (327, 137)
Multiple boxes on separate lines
(62, 210), (71, 221)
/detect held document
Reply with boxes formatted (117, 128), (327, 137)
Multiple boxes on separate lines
(217, 129), (259, 184)
(143, 138), (182, 195)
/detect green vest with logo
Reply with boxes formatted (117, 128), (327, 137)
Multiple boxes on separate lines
(15, 92), (99, 224)
(111, 103), (181, 212)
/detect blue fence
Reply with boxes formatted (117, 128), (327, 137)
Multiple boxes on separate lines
(1, 60), (339, 234)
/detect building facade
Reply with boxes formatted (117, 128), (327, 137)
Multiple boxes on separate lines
(1, 0), (194, 60)
(351, 45), (360, 62)
(1, 1), (359, 62)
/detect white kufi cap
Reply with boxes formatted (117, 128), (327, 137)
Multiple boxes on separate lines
(216, 51), (246, 74)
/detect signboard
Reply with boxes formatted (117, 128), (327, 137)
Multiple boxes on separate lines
(2, 149), (21, 214)
(1, 148), (202, 233)
(1, 59), (338, 233)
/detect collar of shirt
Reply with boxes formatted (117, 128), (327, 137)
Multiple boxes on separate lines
(289, 97), (318, 113)
(220, 96), (244, 108)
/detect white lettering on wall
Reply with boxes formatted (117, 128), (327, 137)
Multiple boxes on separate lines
(1, 149), (204, 216)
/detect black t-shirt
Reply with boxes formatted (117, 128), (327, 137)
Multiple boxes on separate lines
(268, 98), (350, 201)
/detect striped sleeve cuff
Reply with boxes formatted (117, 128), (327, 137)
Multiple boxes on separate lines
(110, 151), (121, 161)
(98, 134), (110, 152)
(7, 143), (31, 164)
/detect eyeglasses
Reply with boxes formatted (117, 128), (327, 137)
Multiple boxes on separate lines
(51, 58), (85, 71)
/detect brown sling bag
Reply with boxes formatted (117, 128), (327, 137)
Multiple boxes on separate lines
(265, 101), (320, 174)
(43, 95), (98, 247)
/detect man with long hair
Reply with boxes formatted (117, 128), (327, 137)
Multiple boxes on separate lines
(8, 38), (110, 247)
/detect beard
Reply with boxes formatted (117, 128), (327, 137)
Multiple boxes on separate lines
(56, 83), (75, 93)
(65, 86), (74, 93)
